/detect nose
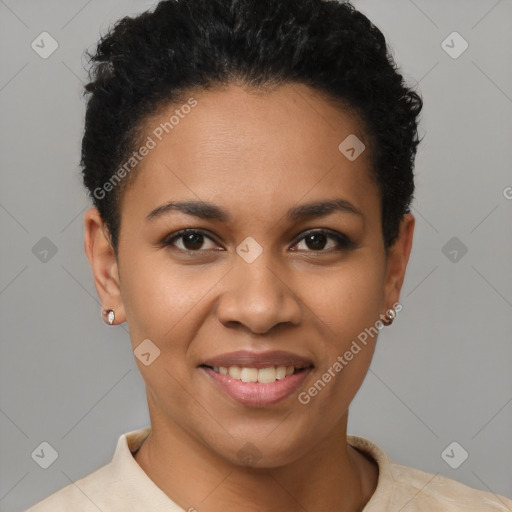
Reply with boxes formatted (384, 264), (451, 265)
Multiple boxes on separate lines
(216, 256), (302, 335)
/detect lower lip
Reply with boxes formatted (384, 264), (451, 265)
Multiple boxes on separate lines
(201, 367), (312, 407)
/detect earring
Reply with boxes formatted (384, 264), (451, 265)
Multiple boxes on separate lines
(382, 307), (396, 327)
(103, 309), (115, 325)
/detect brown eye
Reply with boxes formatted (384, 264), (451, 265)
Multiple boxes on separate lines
(293, 230), (355, 252)
(162, 228), (355, 254)
(180, 232), (206, 250)
(303, 233), (329, 251)
(163, 229), (218, 252)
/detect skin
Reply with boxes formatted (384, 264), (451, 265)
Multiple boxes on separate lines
(84, 82), (414, 512)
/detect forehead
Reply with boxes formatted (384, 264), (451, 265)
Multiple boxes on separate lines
(121, 83), (379, 223)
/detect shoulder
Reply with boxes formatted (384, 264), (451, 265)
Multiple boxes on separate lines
(25, 427), (182, 512)
(347, 435), (512, 511)
(25, 462), (116, 512)
(387, 462), (512, 511)
(25, 427), (167, 512)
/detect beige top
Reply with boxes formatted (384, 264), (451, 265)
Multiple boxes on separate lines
(26, 426), (512, 511)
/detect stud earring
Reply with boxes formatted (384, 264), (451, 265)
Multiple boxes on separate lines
(103, 309), (115, 325)
(382, 307), (396, 326)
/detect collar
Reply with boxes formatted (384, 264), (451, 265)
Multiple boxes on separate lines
(111, 427), (392, 510)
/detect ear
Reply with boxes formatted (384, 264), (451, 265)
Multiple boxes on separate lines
(382, 213), (415, 311)
(83, 207), (126, 325)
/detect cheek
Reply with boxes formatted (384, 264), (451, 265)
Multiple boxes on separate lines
(118, 253), (210, 406)
(119, 251), (222, 349)
(119, 254), (171, 348)
(304, 253), (385, 341)
(121, 244), (385, 346)
(300, 253), (384, 396)
(296, 262), (384, 415)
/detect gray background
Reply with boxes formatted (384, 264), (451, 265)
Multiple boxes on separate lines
(0, 0), (511, 510)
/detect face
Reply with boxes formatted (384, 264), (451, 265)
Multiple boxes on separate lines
(85, 83), (414, 467)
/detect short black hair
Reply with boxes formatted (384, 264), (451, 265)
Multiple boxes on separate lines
(81, 0), (423, 255)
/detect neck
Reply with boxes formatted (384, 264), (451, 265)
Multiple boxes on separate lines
(133, 414), (378, 512)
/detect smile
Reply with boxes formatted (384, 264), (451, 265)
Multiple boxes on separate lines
(199, 350), (314, 407)
(206, 365), (299, 383)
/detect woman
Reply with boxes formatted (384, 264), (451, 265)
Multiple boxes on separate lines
(27, 0), (512, 510)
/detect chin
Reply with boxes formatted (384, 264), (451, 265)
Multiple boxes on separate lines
(208, 431), (315, 470)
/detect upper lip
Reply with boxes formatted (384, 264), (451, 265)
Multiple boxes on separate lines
(201, 350), (314, 370)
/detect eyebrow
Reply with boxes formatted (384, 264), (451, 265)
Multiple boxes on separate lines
(145, 198), (364, 223)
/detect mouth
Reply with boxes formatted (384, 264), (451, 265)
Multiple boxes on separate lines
(199, 350), (314, 407)
(200, 364), (309, 383)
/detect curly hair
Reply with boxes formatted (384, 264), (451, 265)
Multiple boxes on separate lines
(81, 0), (423, 255)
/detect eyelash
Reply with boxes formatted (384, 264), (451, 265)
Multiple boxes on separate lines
(161, 228), (356, 254)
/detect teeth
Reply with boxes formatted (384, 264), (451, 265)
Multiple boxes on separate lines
(214, 365), (301, 383)
(257, 367), (276, 383)
(228, 366), (242, 379)
(240, 367), (258, 382)
(276, 366), (287, 380)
